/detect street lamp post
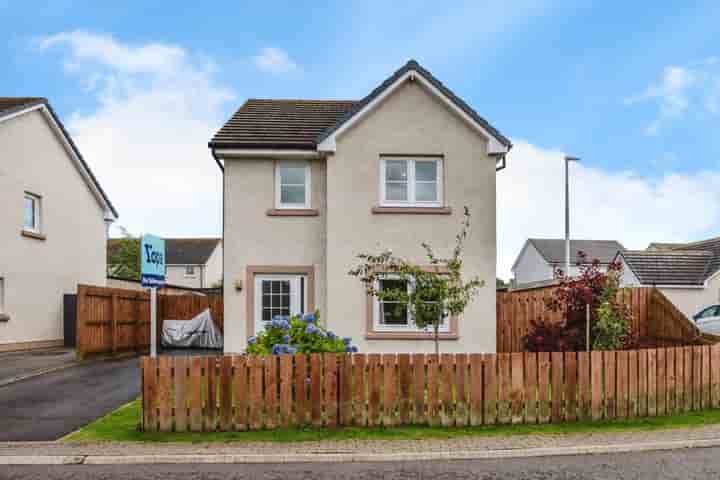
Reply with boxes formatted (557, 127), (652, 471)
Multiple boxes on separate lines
(564, 155), (580, 276)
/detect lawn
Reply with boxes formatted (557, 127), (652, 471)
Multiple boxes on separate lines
(63, 399), (720, 443)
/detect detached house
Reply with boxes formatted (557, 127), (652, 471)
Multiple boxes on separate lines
(0, 97), (116, 352)
(108, 237), (222, 289)
(617, 237), (720, 319)
(209, 60), (512, 353)
(511, 238), (624, 287)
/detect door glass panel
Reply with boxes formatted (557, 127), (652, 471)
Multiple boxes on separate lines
(261, 279), (291, 324)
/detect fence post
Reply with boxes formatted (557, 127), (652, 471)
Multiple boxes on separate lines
(75, 285), (86, 359)
(111, 293), (119, 354)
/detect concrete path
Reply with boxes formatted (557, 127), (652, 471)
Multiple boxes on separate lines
(4, 423), (720, 464)
(0, 357), (139, 441)
(0, 348), (78, 386)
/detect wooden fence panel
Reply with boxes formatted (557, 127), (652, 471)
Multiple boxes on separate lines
(141, 347), (719, 432)
(496, 286), (715, 354)
(524, 352), (538, 424)
(76, 284), (223, 357)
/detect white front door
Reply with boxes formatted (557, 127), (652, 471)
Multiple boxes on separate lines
(254, 274), (307, 334)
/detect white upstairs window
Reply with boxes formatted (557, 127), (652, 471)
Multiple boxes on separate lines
(379, 157), (443, 207)
(23, 192), (41, 233)
(275, 161), (311, 209)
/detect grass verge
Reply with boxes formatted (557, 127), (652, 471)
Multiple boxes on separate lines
(63, 399), (720, 443)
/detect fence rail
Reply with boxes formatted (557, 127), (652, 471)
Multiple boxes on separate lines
(141, 345), (720, 432)
(496, 287), (711, 353)
(76, 284), (223, 357)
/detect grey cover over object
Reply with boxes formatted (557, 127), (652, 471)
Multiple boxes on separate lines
(161, 308), (223, 349)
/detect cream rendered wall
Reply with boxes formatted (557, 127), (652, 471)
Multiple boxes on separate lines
(658, 288), (712, 319)
(512, 242), (554, 284)
(164, 265), (203, 288)
(0, 110), (107, 348)
(223, 158), (326, 353)
(658, 274), (720, 319)
(204, 242), (223, 287)
(326, 81), (497, 353)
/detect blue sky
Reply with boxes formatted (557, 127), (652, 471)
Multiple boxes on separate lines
(3, 1), (720, 278)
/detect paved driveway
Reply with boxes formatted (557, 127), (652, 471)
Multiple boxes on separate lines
(0, 357), (140, 441)
(0, 348), (77, 385)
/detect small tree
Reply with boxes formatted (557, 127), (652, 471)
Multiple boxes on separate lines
(523, 251), (633, 351)
(349, 207), (484, 354)
(107, 228), (141, 280)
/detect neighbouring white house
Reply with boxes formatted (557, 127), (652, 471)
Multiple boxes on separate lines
(209, 60), (513, 354)
(107, 237), (222, 289)
(616, 238), (720, 319)
(0, 97), (117, 352)
(511, 238), (625, 287)
(163, 238), (222, 288)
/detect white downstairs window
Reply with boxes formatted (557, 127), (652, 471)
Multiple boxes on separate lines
(372, 276), (449, 333)
(379, 157), (443, 207)
(275, 161), (311, 209)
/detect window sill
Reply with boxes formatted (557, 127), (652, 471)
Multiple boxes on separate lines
(372, 206), (452, 215)
(266, 208), (319, 217)
(365, 331), (459, 340)
(21, 230), (46, 241)
(0, 313), (9, 322)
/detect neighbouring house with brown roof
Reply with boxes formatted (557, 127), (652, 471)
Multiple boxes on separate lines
(0, 97), (117, 352)
(616, 237), (720, 319)
(511, 238), (624, 287)
(108, 237), (222, 289)
(209, 60), (512, 353)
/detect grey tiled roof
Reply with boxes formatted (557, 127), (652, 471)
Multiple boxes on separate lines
(620, 250), (714, 286)
(209, 59), (511, 151)
(209, 99), (356, 149)
(529, 239), (625, 264)
(165, 238), (221, 265)
(647, 242), (688, 251)
(674, 236), (720, 278)
(107, 238), (221, 266)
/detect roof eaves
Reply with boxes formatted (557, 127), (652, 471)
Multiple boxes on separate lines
(315, 59), (512, 149)
(43, 103), (119, 219)
(0, 98), (48, 120)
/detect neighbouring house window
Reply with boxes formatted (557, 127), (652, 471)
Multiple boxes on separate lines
(372, 276), (448, 332)
(185, 266), (196, 277)
(275, 161), (310, 208)
(23, 192), (41, 232)
(380, 157), (443, 207)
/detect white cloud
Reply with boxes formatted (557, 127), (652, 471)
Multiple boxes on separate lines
(497, 140), (720, 279)
(252, 47), (298, 74)
(625, 65), (697, 135)
(626, 59), (720, 135)
(36, 30), (235, 237)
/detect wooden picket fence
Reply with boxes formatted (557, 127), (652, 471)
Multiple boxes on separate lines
(76, 284), (223, 357)
(496, 287), (712, 353)
(141, 345), (720, 432)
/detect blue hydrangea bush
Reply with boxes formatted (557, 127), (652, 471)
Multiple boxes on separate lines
(245, 311), (359, 355)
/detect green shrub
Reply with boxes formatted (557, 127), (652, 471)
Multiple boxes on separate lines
(245, 311), (358, 355)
